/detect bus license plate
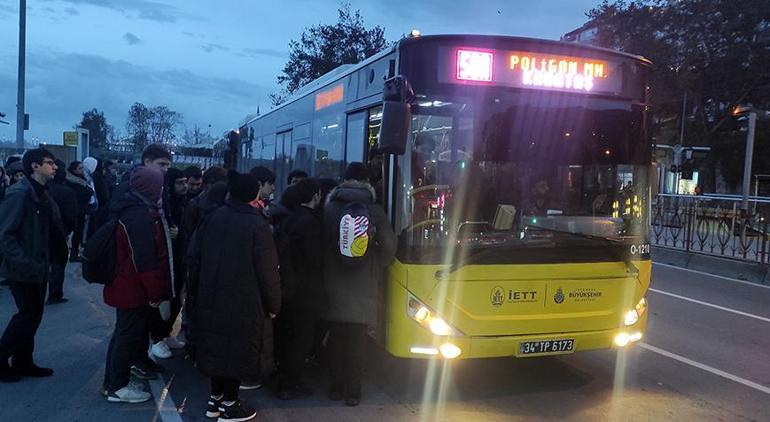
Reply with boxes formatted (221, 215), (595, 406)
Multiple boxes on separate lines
(517, 339), (575, 356)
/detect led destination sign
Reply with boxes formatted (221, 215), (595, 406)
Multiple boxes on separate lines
(509, 52), (606, 92)
(445, 47), (625, 96)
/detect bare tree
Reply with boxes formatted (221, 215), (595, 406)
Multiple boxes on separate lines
(126, 102), (183, 151)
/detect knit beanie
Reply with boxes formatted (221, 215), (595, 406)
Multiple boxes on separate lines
(130, 166), (164, 204)
(342, 162), (371, 182)
(228, 170), (260, 203)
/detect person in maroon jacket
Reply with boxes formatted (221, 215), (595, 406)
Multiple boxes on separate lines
(102, 166), (171, 404)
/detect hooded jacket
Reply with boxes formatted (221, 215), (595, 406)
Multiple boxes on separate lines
(322, 180), (396, 325)
(103, 191), (172, 309)
(65, 169), (94, 215)
(48, 166), (79, 234)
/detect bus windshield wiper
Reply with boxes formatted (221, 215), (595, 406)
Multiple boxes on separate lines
(525, 226), (640, 276)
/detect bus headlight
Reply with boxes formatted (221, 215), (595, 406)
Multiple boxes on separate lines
(624, 297), (648, 327)
(407, 294), (462, 336)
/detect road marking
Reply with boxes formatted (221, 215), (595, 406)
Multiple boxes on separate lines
(649, 288), (770, 323)
(639, 343), (770, 395)
(148, 375), (183, 422)
(653, 262), (770, 290)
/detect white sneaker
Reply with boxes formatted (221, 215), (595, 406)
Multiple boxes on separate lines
(164, 336), (186, 350)
(150, 341), (173, 359)
(107, 385), (152, 403)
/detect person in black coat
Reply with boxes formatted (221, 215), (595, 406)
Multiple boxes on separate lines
(46, 161), (79, 304)
(0, 148), (68, 382)
(322, 163), (396, 406)
(276, 178), (325, 400)
(187, 170), (281, 421)
(65, 161), (93, 261)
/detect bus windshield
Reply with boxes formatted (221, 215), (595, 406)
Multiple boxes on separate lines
(395, 90), (651, 264)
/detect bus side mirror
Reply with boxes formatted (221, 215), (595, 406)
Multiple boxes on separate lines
(378, 101), (411, 155)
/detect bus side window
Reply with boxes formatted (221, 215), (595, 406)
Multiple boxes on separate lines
(345, 111), (366, 163)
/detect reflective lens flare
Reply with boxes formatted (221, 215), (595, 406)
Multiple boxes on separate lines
(457, 50), (494, 82)
(614, 331), (643, 347)
(624, 297), (648, 326)
(429, 318), (454, 336)
(624, 309), (639, 326)
(439, 343), (462, 359)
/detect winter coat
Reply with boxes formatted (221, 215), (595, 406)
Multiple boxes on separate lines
(181, 183), (226, 236)
(48, 180), (78, 235)
(103, 192), (172, 309)
(279, 205), (326, 313)
(0, 178), (68, 284)
(322, 180), (396, 326)
(65, 170), (94, 216)
(187, 199), (281, 380)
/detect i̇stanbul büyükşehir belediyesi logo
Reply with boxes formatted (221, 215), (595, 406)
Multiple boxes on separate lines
(554, 287), (565, 304)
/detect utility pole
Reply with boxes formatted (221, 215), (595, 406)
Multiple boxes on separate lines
(740, 110), (757, 214)
(16, 0), (26, 150)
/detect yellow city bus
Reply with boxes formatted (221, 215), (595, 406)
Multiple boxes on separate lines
(237, 34), (652, 360)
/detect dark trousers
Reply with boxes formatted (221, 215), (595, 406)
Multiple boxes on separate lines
(147, 308), (166, 345)
(160, 276), (185, 339)
(105, 307), (150, 391)
(71, 213), (86, 258)
(279, 308), (318, 388)
(48, 264), (66, 301)
(211, 377), (240, 401)
(0, 282), (47, 368)
(327, 321), (367, 396)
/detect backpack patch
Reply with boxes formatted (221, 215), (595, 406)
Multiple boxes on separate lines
(337, 203), (371, 263)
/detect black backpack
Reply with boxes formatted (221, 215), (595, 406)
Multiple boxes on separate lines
(81, 219), (119, 285)
(334, 201), (374, 266)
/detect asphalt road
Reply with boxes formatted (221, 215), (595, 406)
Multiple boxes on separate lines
(0, 262), (768, 421)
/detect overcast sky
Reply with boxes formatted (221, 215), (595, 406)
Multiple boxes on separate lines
(0, 0), (599, 144)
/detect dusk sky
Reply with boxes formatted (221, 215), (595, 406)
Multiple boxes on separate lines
(0, 0), (600, 145)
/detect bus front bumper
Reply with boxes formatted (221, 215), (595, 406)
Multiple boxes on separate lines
(387, 315), (648, 359)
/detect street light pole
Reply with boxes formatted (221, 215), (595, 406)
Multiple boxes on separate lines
(15, 0), (26, 150)
(740, 111), (757, 214)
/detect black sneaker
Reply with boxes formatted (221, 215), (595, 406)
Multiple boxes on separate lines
(46, 297), (69, 305)
(217, 400), (256, 422)
(11, 363), (54, 377)
(130, 365), (158, 380)
(206, 396), (222, 418)
(238, 380), (262, 390)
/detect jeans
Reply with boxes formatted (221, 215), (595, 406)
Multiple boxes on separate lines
(104, 307), (151, 391)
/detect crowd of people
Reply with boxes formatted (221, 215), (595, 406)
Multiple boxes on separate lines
(0, 144), (396, 421)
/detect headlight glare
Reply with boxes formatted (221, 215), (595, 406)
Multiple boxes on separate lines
(407, 293), (461, 336)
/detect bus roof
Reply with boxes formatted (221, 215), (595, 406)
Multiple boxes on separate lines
(242, 34), (651, 127)
(401, 34), (652, 65)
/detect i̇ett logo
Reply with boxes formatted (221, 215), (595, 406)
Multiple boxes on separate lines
(491, 286), (505, 308)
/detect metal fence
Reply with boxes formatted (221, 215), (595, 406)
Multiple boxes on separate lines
(651, 194), (770, 264)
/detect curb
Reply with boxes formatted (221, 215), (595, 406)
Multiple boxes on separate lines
(652, 246), (770, 285)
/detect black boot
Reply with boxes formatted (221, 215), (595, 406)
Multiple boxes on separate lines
(11, 362), (54, 378)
